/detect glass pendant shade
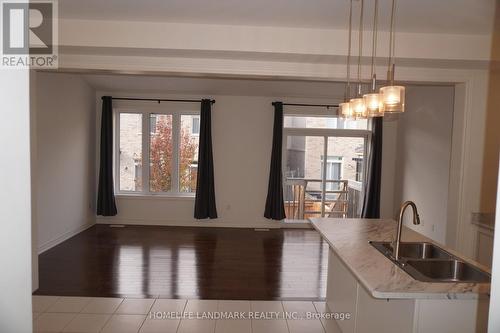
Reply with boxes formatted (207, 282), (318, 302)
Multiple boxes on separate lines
(339, 102), (354, 118)
(380, 85), (405, 113)
(350, 98), (367, 118)
(363, 93), (383, 117)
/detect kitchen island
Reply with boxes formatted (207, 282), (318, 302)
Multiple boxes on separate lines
(310, 218), (491, 333)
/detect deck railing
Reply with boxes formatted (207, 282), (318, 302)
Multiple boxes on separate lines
(284, 178), (363, 220)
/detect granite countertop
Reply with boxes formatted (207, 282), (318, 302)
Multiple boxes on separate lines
(310, 218), (491, 300)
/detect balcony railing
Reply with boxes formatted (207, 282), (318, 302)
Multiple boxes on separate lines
(284, 178), (363, 220)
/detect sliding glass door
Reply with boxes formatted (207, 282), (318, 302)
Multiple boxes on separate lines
(283, 115), (370, 220)
(284, 135), (324, 219)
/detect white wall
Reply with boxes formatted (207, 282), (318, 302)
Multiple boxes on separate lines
(393, 85), (455, 244)
(380, 120), (398, 219)
(31, 71), (39, 291)
(0, 70), (33, 332)
(488, 161), (500, 332)
(35, 72), (96, 252)
(59, 18), (492, 71)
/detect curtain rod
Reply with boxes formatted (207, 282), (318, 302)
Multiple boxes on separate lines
(272, 102), (339, 109)
(110, 97), (216, 104)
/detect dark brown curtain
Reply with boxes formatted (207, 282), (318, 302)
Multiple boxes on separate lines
(97, 96), (117, 216)
(194, 99), (218, 219)
(264, 102), (286, 220)
(362, 117), (383, 218)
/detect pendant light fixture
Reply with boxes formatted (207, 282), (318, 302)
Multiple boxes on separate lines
(339, 0), (354, 118)
(379, 0), (405, 113)
(363, 0), (383, 117)
(350, 0), (367, 119)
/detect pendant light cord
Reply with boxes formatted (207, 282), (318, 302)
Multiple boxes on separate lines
(357, 0), (364, 94)
(345, 0), (353, 101)
(391, 0), (397, 67)
(388, 0), (397, 81)
(370, 0), (379, 90)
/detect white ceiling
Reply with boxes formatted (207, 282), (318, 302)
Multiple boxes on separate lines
(59, 0), (496, 35)
(82, 73), (348, 99)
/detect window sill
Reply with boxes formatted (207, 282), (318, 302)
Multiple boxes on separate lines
(115, 193), (196, 201)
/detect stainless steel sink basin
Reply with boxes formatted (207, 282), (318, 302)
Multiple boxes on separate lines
(370, 241), (491, 283)
(371, 241), (453, 260)
(403, 259), (491, 283)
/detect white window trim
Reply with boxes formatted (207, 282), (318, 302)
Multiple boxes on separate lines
(114, 105), (200, 197)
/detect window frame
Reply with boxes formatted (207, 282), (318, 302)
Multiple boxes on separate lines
(353, 157), (364, 182)
(114, 104), (200, 198)
(282, 111), (371, 218)
(283, 109), (368, 131)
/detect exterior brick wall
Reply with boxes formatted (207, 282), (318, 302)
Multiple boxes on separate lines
(119, 113), (142, 191)
(286, 116), (366, 188)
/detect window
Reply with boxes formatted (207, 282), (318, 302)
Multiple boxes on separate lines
(191, 116), (200, 135)
(180, 115), (200, 192)
(353, 157), (363, 182)
(321, 156), (342, 191)
(116, 109), (199, 196)
(134, 161), (142, 190)
(149, 114), (173, 192)
(284, 115), (368, 130)
(150, 114), (157, 134)
(119, 113), (143, 192)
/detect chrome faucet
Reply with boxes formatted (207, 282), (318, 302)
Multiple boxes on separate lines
(394, 201), (421, 261)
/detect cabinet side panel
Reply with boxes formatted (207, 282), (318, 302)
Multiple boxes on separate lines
(327, 249), (358, 333)
(416, 299), (488, 333)
(356, 284), (415, 333)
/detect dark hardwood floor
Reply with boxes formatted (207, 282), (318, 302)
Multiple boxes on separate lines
(35, 225), (328, 300)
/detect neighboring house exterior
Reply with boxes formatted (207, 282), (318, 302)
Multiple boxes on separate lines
(119, 113), (142, 191)
(284, 116), (366, 188)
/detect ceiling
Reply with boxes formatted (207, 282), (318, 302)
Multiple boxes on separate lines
(59, 0), (496, 35)
(82, 73), (348, 99)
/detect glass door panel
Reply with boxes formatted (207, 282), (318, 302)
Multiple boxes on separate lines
(284, 135), (324, 219)
(325, 137), (366, 218)
(283, 134), (367, 220)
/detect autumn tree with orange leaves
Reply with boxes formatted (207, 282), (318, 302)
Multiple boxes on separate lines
(149, 115), (198, 192)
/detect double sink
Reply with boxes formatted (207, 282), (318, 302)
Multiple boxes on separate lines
(370, 241), (491, 283)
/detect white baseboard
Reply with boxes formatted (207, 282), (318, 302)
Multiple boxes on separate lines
(282, 220), (313, 229)
(38, 222), (95, 254)
(96, 217), (312, 229)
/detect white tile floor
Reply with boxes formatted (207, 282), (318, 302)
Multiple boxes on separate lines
(32, 296), (342, 333)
